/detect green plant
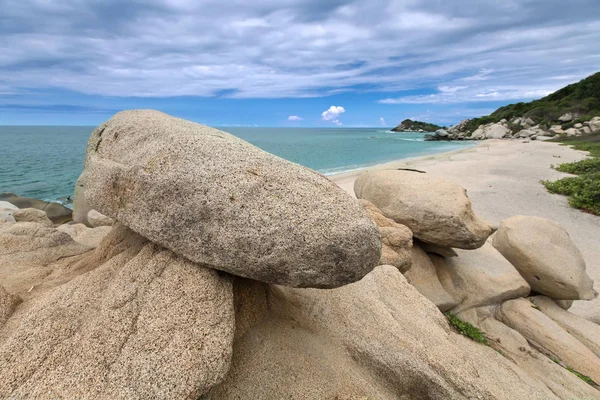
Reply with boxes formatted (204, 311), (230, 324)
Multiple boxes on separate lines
(566, 366), (596, 386)
(445, 313), (489, 345)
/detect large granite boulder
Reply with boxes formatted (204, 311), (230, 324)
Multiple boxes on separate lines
(492, 216), (596, 300)
(0, 192), (72, 224)
(432, 242), (530, 313)
(83, 110), (381, 288)
(354, 170), (493, 249)
(0, 224), (235, 399)
(212, 266), (558, 399)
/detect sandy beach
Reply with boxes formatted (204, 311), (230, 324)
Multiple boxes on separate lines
(330, 139), (600, 323)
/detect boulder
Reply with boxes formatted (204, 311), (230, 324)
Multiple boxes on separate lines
(582, 126), (592, 134)
(354, 170), (493, 249)
(87, 209), (114, 227)
(530, 296), (600, 358)
(358, 200), (412, 272)
(498, 298), (600, 384)
(523, 117), (535, 127)
(589, 117), (600, 133)
(416, 239), (457, 258)
(213, 266), (557, 399)
(558, 113), (575, 122)
(565, 128), (580, 137)
(574, 123), (583, 129)
(0, 224), (235, 399)
(0, 201), (18, 210)
(470, 125), (485, 140)
(517, 129), (534, 138)
(405, 245), (459, 311)
(12, 208), (53, 226)
(0, 193), (72, 224)
(84, 110), (381, 288)
(57, 223), (112, 248)
(549, 125), (565, 135)
(492, 216), (596, 300)
(485, 123), (511, 139)
(432, 242), (530, 313)
(72, 171), (93, 226)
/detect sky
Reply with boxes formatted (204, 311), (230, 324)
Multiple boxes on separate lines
(1, 0), (599, 127)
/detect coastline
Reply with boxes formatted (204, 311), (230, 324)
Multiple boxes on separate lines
(330, 139), (600, 323)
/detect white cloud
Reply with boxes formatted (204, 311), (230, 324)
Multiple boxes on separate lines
(287, 115), (303, 121)
(321, 106), (345, 123)
(379, 117), (386, 126)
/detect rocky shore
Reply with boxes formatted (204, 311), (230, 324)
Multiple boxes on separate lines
(425, 115), (600, 141)
(1, 110), (599, 399)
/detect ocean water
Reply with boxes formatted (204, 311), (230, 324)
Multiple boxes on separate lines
(0, 126), (472, 204)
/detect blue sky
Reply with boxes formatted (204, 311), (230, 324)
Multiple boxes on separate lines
(1, 0), (599, 127)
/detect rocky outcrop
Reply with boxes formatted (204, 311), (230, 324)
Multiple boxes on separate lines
(87, 209), (114, 227)
(391, 119), (442, 132)
(492, 216), (597, 300)
(0, 192), (72, 224)
(11, 208), (53, 226)
(57, 222), (112, 248)
(84, 110), (381, 288)
(432, 243), (530, 313)
(0, 224), (235, 399)
(354, 170), (493, 249)
(471, 122), (511, 140)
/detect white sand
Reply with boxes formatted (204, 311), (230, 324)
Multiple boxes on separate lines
(330, 139), (600, 323)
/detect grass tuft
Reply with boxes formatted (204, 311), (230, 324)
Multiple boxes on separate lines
(445, 313), (489, 345)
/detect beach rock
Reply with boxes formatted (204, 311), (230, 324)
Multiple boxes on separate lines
(416, 239), (457, 257)
(0, 285), (21, 326)
(554, 299), (573, 310)
(498, 298), (600, 384)
(0, 192), (72, 224)
(523, 117), (535, 127)
(565, 128), (580, 136)
(213, 265), (556, 399)
(57, 223), (112, 248)
(359, 199), (412, 272)
(87, 209), (114, 227)
(84, 110), (381, 288)
(0, 224), (235, 399)
(589, 117), (600, 133)
(354, 170), (493, 249)
(73, 171), (93, 226)
(549, 125), (565, 135)
(582, 126), (592, 134)
(558, 113), (575, 122)
(0, 201), (18, 210)
(12, 208), (53, 226)
(530, 296), (600, 358)
(432, 243), (530, 313)
(486, 123), (511, 139)
(405, 245), (458, 311)
(492, 216), (596, 300)
(456, 306), (600, 399)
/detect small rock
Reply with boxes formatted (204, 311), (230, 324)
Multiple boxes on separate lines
(574, 123), (583, 129)
(87, 209), (114, 227)
(12, 208), (52, 226)
(57, 223), (112, 248)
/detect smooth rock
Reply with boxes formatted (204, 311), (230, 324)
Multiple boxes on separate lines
(574, 123), (583, 129)
(530, 296), (600, 358)
(582, 126), (592, 134)
(87, 209), (114, 227)
(549, 125), (565, 135)
(213, 266), (557, 399)
(565, 128), (580, 136)
(355, 170), (493, 249)
(405, 245), (459, 311)
(432, 242), (530, 313)
(492, 216), (596, 300)
(84, 110), (381, 288)
(558, 113), (574, 122)
(485, 123), (511, 139)
(498, 298), (600, 384)
(72, 171), (93, 226)
(416, 239), (458, 257)
(589, 118), (600, 133)
(0, 193), (72, 224)
(12, 208), (53, 226)
(0, 201), (18, 210)
(0, 224), (235, 399)
(57, 223), (112, 248)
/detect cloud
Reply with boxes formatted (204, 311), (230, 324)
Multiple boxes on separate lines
(287, 115), (303, 121)
(379, 117), (386, 126)
(321, 105), (345, 123)
(0, 0), (599, 103)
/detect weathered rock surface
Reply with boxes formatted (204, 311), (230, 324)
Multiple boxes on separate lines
(530, 295), (600, 359)
(0, 285), (21, 326)
(212, 266), (557, 399)
(87, 209), (114, 227)
(57, 222), (112, 248)
(84, 110), (381, 288)
(0, 192), (72, 224)
(492, 216), (597, 300)
(416, 239), (458, 257)
(471, 123), (511, 140)
(0, 201), (18, 210)
(0, 224), (235, 399)
(405, 245), (458, 311)
(359, 199), (412, 272)
(457, 306), (600, 399)
(498, 298), (600, 384)
(12, 208), (53, 226)
(355, 170), (493, 249)
(432, 242), (530, 313)
(73, 171), (94, 226)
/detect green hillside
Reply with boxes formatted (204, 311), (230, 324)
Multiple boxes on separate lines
(391, 119), (443, 132)
(463, 72), (600, 132)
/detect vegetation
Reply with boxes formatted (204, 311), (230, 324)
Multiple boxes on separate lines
(462, 71), (600, 133)
(551, 357), (597, 386)
(445, 313), (488, 345)
(542, 133), (600, 215)
(391, 119), (443, 132)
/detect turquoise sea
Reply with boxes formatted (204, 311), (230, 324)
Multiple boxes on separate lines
(0, 126), (472, 204)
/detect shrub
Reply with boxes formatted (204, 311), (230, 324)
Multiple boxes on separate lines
(445, 313), (489, 345)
